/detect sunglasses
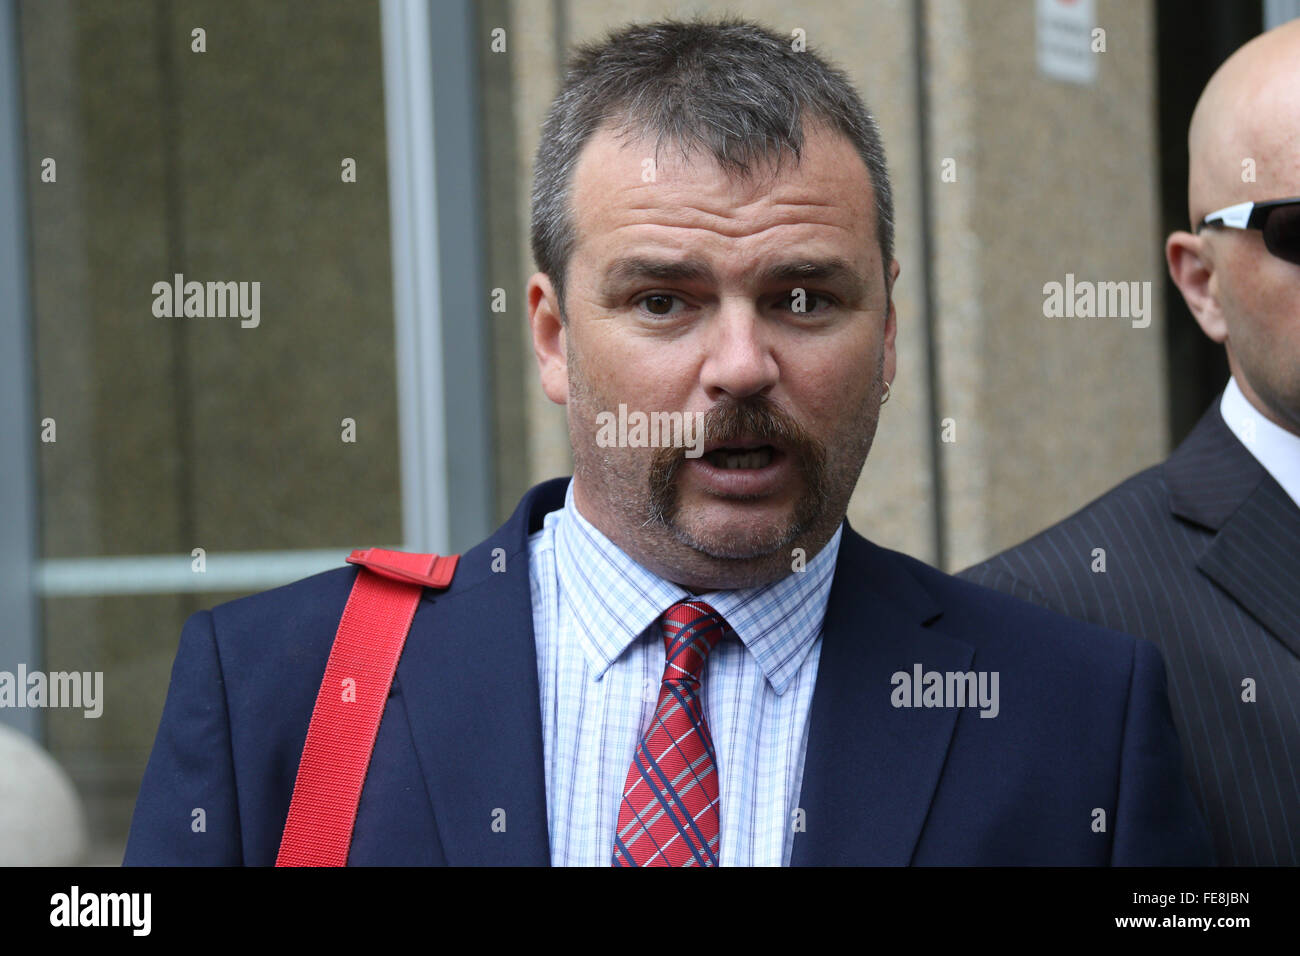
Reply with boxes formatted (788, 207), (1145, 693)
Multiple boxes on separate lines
(1195, 196), (1300, 265)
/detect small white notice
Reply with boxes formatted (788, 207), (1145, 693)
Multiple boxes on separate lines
(1036, 0), (1099, 85)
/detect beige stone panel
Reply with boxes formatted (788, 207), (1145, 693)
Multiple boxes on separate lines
(936, 0), (1166, 570)
(926, 0), (987, 573)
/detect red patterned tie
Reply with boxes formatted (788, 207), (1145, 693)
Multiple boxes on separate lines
(613, 600), (727, 867)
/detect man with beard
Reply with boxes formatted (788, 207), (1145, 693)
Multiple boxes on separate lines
(962, 19), (1300, 866)
(125, 17), (1211, 866)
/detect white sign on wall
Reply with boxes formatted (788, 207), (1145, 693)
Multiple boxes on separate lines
(1036, 0), (1099, 86)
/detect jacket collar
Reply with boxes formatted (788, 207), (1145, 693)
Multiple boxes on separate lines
(1166, 399), (1268, 530)
(1165, 401), (1300, 657)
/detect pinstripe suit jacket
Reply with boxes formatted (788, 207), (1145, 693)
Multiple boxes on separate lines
(961, 398), (1300, 865)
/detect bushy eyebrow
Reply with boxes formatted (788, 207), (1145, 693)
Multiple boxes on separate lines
(604, 256), (716, 288)
(600, 255), (868, 302)
(758, 258), (866, 300)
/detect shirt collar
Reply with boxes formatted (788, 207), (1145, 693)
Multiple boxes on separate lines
(1220, 376), (1300, 510)
(553, 478), (841, 694)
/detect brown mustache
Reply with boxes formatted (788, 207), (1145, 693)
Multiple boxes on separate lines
(647, 394), (829, 517)
(696, 395), (819, 453)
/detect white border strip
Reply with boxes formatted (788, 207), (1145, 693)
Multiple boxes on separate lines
(381, 0), (449, 554)
(34, 550), (388, 597)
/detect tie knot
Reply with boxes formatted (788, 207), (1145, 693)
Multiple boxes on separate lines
(659, 600), (728, 683)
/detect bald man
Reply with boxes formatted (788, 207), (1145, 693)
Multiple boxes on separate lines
(962, 20), (1300, 867)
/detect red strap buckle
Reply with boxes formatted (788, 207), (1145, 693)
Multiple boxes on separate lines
(346, 547), (459, 588)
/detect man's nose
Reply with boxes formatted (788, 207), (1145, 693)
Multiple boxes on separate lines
(697, 300), (779, 401)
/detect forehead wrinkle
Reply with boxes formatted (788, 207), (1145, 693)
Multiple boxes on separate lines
(607, 160), (868, 220)
(606, 205), (861, 240)
(607, 224), (862, 251)
(614, 186), (850, 212)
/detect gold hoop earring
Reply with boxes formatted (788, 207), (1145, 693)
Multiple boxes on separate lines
(881, 380), (892, 405)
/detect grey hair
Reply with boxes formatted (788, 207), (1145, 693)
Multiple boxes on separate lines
(529, 15), (895, 319)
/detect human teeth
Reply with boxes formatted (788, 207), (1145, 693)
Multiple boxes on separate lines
(709, 447), (773, 469)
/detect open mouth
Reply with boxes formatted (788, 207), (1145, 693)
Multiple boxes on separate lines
(703, 445), (776, 469)
(687, 439), (793, 498)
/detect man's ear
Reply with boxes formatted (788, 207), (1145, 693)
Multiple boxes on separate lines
(882, 258), (899, 385)
(527, 271), (568, 405)
(1166, 231), (1228, 343)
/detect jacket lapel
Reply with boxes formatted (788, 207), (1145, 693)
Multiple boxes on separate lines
(1166, 403), (1300, 659)
(1196, 480), (1300, 658)
(791, 526), (972, 865)
(395, 478), (569, 865)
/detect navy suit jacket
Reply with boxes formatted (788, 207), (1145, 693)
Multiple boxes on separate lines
(961, 400), (1300, 866)
(125, 477), (1213, 865)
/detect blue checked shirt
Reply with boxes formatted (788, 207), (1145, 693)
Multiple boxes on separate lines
(529, 478), (841, 866)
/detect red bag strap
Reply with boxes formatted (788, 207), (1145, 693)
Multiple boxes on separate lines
(275, 548), (459, 866)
